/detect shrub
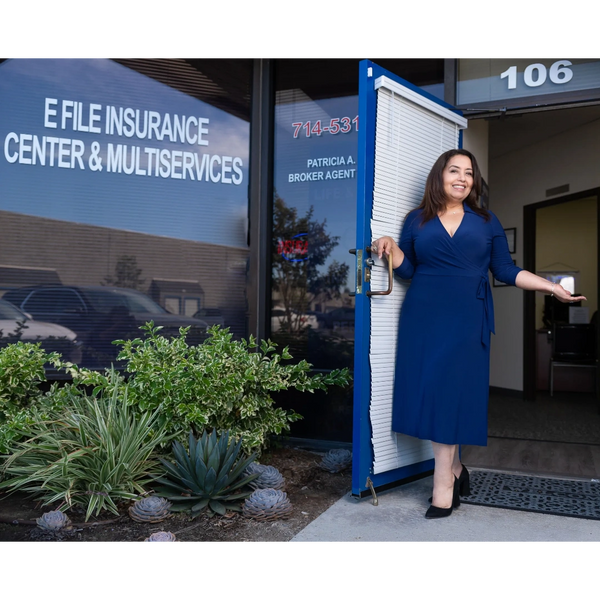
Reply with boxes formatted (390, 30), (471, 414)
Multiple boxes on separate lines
(0, 341), (58, 420)
(0, 377), (172, 521)
(0, 323), (352, 457)
(143, 324), (348, 451)
(0, 342), (64, 454)
(69, 323), (352, 453)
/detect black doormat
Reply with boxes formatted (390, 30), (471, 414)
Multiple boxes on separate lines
(461, 470), (600, 521)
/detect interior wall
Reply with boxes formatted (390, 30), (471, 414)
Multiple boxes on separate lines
(535, 197), (598, 329)
(488, 115), (600, 390)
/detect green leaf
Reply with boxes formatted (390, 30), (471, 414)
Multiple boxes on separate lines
(152, 478), (191, 494)
(212, 470), (232, 493)
(191, 497), (210, 512)
(193, 452), (208, 485)
(168, 502), (197, 513)
(203, 467), (217, 495)
(226, 474), (259, 492)
(224, 489), (255, 501)
(221, 502), (243, 511)
(206, 440), (221, 474)
(188, 430), (197, 462)
(209, 499), (226, 516)
(171, 442), (194, 480)
(158, 458), (185, 482)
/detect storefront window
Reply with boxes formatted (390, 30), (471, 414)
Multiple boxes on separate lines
(0, 58), (252, 373)
(271, 59), (444, 441)
(271, 60), (445, 369)
(272, 90), (358, 370)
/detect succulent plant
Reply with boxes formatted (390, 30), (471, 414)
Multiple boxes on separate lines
(153, 429), (259, 518)
(242, 488), (293, 521)
(319, 449), (352, 473)
(36, 510), (73, 532)
(144, 531), (177, 542)
(129, 496), (172, 523)
(245, 463), (286, 491)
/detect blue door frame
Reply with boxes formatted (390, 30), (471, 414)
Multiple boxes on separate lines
(351, 59), (465, 498)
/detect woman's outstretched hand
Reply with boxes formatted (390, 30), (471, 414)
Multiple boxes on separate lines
(515, 271), (588, 304)
(553, 285), (587, 304)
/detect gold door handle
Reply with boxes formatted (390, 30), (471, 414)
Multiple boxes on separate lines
(365, 246), (393, 296)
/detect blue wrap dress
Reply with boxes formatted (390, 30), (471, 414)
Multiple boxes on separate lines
(391, 204), (522, 446)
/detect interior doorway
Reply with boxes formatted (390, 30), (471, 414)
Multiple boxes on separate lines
(461, 99), (600, 477)
(463, 189), (600, 478)
(523, 189), (600, 406)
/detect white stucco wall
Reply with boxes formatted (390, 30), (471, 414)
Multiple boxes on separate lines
(487, 116), (600, 390)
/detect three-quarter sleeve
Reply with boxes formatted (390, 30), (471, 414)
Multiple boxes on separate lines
(489, 212), (522, 285)
(394, 210), (418, 280)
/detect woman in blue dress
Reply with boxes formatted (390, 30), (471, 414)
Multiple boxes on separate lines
(371, 149), (586, 519)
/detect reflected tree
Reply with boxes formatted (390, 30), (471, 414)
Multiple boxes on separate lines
(103, 255), (146, 290)
(272, 194), (349, 335)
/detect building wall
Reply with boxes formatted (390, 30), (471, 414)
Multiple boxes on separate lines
(0, 210), (249, 337)
(463, 119), (489, 183)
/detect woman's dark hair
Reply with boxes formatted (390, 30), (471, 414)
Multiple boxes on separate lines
(415, 149), (489, 223)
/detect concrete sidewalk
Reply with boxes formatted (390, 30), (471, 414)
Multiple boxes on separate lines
(291, 471), (600, 542)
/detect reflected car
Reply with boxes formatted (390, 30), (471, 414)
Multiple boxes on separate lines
(3, 285), (209, 368)
(306, 310), (326, 327)
(0, 297), (82, 365)
(270, 308), (319, 333)
(321, 307), (355, 329)
(192, 307), (226, 329)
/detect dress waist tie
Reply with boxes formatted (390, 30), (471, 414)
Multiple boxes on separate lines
(477, 274), (495, 347)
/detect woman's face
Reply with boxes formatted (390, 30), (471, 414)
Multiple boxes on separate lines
(442, 154), (473, 203)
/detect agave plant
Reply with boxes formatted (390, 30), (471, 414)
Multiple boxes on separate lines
(153, 430), (259, 518)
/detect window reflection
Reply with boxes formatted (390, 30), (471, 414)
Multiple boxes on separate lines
(0, 59), (252, 375)
(270, 60), (444, 372)
(271, 92), (358, 370)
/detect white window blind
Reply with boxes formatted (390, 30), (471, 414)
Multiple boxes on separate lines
(369, 78), (467, 475)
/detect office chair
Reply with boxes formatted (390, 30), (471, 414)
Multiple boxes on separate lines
(549, 323), (598, 397)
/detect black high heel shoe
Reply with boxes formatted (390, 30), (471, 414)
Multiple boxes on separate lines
(425, 476), (460, 519)
(428, 464), (470, 502)
(457, 464), (470, 497)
